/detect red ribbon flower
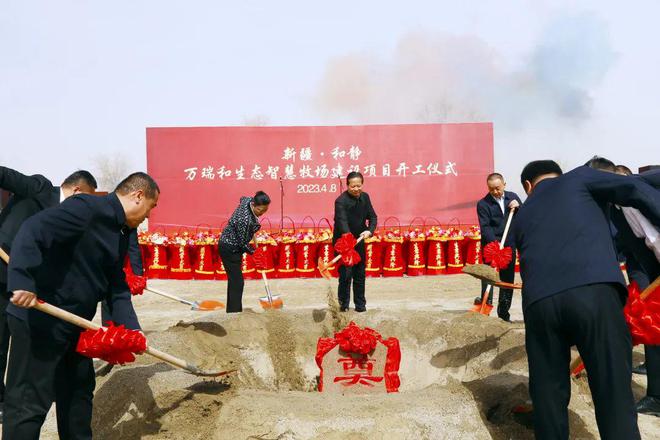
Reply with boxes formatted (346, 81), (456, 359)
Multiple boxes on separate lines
(334, 233), (362, 267)
(483, 241), (513, 270)
(624, 282), (660, 346)
(335, 321), (381, 354)
(76, 322), (147, 365)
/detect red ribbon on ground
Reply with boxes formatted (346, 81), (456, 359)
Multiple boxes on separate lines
(482, 241), (513, 270)
(334, 233), (362, 267)
(76, 322), (147, 365)
(624, 282), (660, 346)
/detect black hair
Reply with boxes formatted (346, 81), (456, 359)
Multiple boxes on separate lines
(253, 191), (271, 206)
(585, 156), (616, 172)
(346, 171), (364, 184)
(61, 170), (97, 190)
(520, 160), (563, 186)
(115, 172), (160, 199)
(615, 165), (633, 176)
(486, 173), (504, 183)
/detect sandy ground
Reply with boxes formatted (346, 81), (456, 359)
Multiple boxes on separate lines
(5, 273), (659, 439)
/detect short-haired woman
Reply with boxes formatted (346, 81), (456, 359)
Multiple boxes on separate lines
(219, 191), (270, 312)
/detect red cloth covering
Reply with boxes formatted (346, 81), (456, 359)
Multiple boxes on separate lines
(315, 321), (401, 393)
(482, 241), (513, 270)
(334, 233), (361, 267)
(76, 322), (147, 365)
(624, 282), (660, 346)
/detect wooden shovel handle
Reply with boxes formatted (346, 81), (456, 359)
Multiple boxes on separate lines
(0, 249), (229, 377)
(145, 287), (194, 306)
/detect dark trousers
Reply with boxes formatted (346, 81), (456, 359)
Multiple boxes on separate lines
(480, 250), (516, 320)
(646, 345), (660, 398)
(219, 244), (244, 313)
(524, 283), (639, 440)
(3, 315), (94, 440)
(338, 242), (366, 310)
(0, 283), (10, 403)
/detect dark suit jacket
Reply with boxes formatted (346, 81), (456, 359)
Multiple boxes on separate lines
(7, 193), (141, 342)
(476, 190), (522, 247)
(333, 191), (377, 242)
(513, 166), (660, 311)
(0, 167), (59, 284)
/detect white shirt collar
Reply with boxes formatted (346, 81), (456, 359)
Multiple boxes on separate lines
(491, 194), (505, 214)
(59, 188), (66, 203)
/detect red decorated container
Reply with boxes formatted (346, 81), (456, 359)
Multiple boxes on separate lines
(364, 234), (383, 278)
(382, 224), (405, 278)
(445, 229), (465, 275)
(463, 226), (482, 266)
(295, 220), (319, 278)
(144, 232), (169, 279)
(405, 224), (427, 276)
(168, 232), (194, 280)
(316, 220), (338, 278)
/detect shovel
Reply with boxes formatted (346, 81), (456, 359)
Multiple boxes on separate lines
(145, 287), (225, 311)
(469, 209), (516, 315)
(36, 301), (234, 377)
(258, 272), (283, 309)
(0, 248), (233, 377)
(318, 235), (364, 280)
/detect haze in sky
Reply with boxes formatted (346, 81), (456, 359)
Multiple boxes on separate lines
(1, 0), (658, 194)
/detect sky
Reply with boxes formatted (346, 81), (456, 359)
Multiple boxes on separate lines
(1, 0), (658, 195)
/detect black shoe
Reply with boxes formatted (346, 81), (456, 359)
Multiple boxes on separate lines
(355, 307), (367, 313)
(340, 306), (349, 312)
(473, 296), (482, 305)
(632, 363), (647, 375)
(498, 315), (512, 323)
(636, 396), (660, 417)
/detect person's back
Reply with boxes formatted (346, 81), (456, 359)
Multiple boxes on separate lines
(515, 166), (630, 310)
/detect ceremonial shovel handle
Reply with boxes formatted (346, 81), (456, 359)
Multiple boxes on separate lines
(145, 287), (195, 307)
(0, 248), (232, 377)
(481, 209), (516, 314)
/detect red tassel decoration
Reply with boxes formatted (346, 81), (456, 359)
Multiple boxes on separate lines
(624, 282), (660, 346)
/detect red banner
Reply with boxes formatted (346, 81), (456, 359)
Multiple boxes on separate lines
(146, 123), (493, 229)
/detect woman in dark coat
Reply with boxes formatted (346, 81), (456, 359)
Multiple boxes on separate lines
(219, 191), (270, 312)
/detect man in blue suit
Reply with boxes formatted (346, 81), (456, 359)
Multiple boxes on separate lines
(475, 173), (522, 321)
(513, 160), (660, 440)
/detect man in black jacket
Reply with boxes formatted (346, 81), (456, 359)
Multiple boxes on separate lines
(474, 173), (521, 321)
(3, 172), (159, 440)
(333, 172), (377, 312)
(0, 166), (97, 421)
(514, 161), (660, 440)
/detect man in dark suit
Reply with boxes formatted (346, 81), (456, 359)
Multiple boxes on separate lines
(475, 173), (522, 321)
(333, 171), (377, 312)
(0, 166), (97, 421)
(3, 172), (159, 440)
(513, 160), (660, 439)
(608, 163), (660, 417)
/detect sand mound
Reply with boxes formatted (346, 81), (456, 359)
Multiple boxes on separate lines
(91, 306), (563, 439)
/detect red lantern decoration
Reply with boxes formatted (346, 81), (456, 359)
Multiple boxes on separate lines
(316, 222), (338, 277)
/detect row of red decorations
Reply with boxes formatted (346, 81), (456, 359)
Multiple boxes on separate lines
(138, 227), (520, 280)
